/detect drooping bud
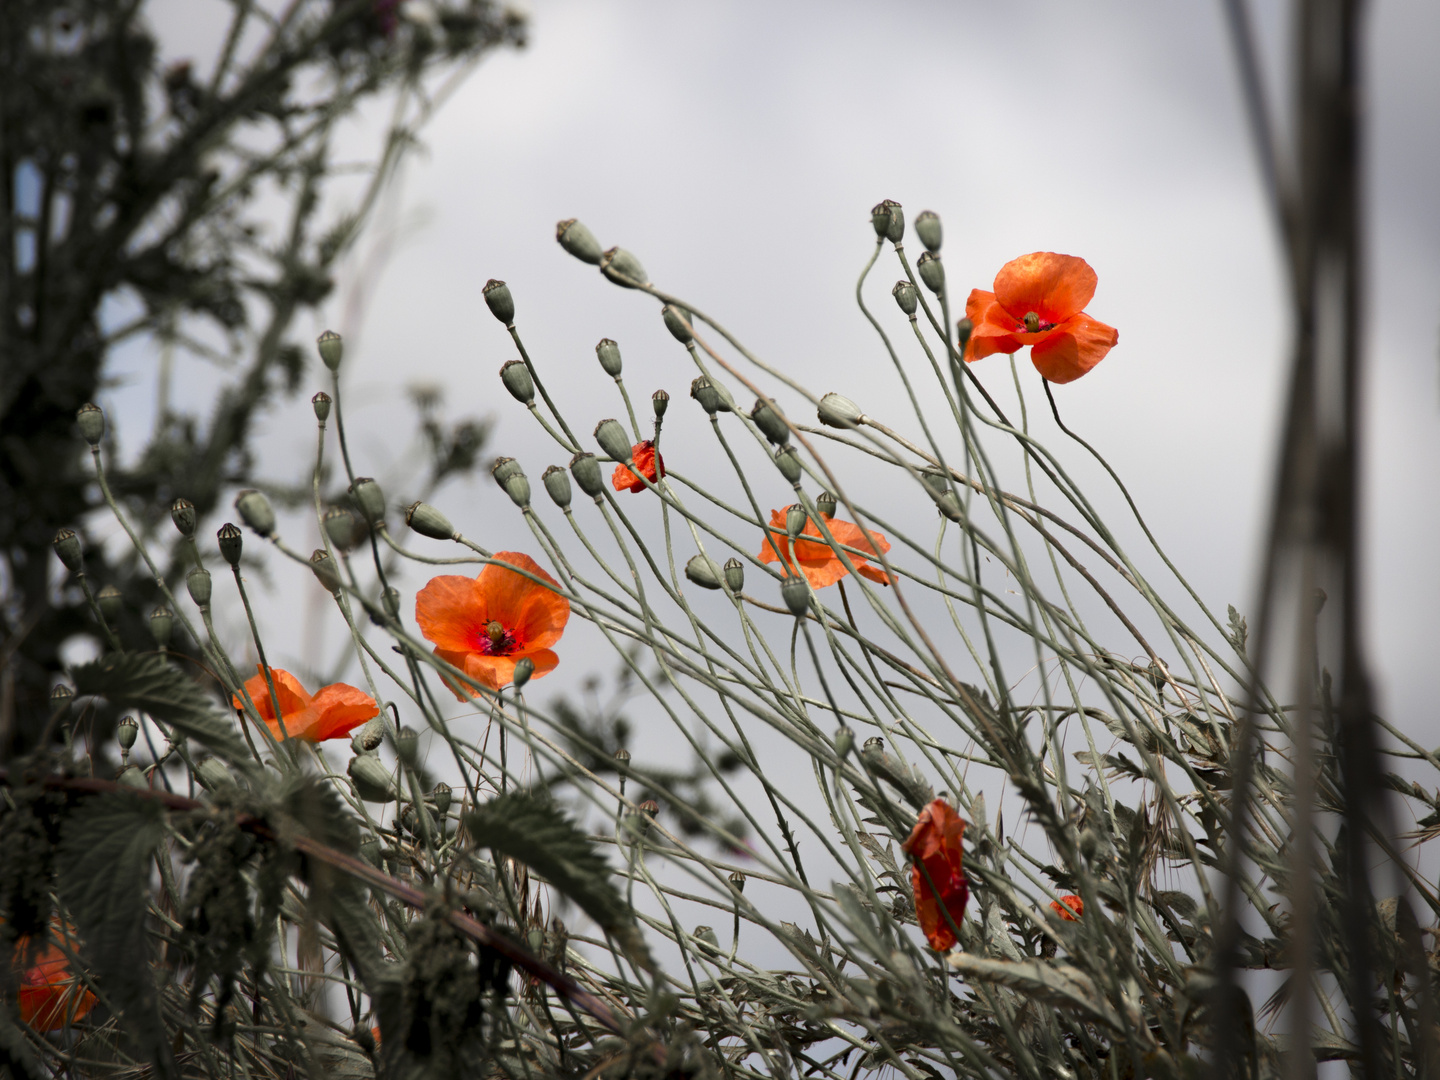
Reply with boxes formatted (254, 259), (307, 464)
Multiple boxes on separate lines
(76, 403), (105, 445)
(834, 726), (855, 759)
(690, 375), (730, 415)
(651, 389), (670, 419)
(785, 504), (808, 538)
(750, 398), (790, 445)
(348, 754), (397, 803)
(353, 721), (384, 753)
(96, 584), (123, 621)
(482, 279), (515, 325)
(684, 554), (723, 590)
(892, 280), (918, 316)
(149, 606), (174, 646)
(405, 502), (455, 541)
(723, 557), (744, 593)
(917, 251), (945, 295)
(235, 489), (276, 537)
(595, 338), (623, 377)
(816, 491), (837, 518)
(500, 359), (534, 403)
(728, 870), (746, 893)
(187, 566), (212, 607)
(600, 247), (648, 288)
(217, 523), (243, 565)
(350, 477), (386, 525)
(593, 418), (632, 462)
(661, 305), (693, 344)
(556, 218), (603, 264)
(817, 392), (862, 429)
(311, 391), (332, 422)
(774, 444), (802, 484)
(780, 575), (809, 617)
(512, 657), (535, 689)
(956, 317), (973, 356)
(171, 497), (197, 537)
(317, 330), (343, 372)
(870, 199), (900, 240)
(324, 507), (358, 551)
(117, 716), (139, 751)
(914, 210), (942, 253)
(542, 465), (572, 508)
(431, 782), (453, 816)
(53, 529), (83, 573)
(569, 452), (604, 498)
(310, 549), (342, 594)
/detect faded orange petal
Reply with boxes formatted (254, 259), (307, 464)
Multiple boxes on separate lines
(1029, 313), (1119, 383)
(993, 252), (1097, 325)
(902, 798), (969, 951)
(16, 933), (97, 1032)
(233, 666), (310, 720)
(963, 290), (1024, 361)
(309, 683), (380, 741)
(415, 575), (488, 653)
(612, 442), (665, 493)
(481, 553), (570, 651)
(1049, 895), (1084, 921)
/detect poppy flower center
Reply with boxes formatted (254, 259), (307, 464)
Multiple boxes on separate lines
(481, 620), (517, 656)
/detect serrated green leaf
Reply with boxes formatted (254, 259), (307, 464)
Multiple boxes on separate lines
(72, 653), (249, 765)
(465, 793), (651, 970)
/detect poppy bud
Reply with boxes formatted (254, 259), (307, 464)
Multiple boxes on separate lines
(817, 392), (863, 429)
(117, 716), (139, 751)
(235, 489), (275, 537)
(382, 587), (401, 619)
(76, 402), (105, 445)
(513, 657), (535, 689)
(651, 389), (670, 418)
(870, 199), (901, 241)
(729, 870), (746, 892)
(349, 754), (397, 803)
(482, 279), (515, 325)
(118, 765), (149, 790)
(312, 391), (331, 422)
(171, 497), (197, 537)
(317, 330), (343, 372)
(816, 490), (837, 518)
(53, 529), (83, 573)
(324, 507), (358, 550)
(786, 504), (808, 538)
(774, 444), (802, 484)
(394, 726), (419, 767)
(614, 746), (631, 766)
(593, 418), (632, 462)
(500, 359), (534, 403)
(750, 398), (790, 445)
(600, 247), (648, 288)
(187, 566), (212, 607)
(542, 465), (572, 508)
(405, 502), (455, 541)
(936, 490), (962, 521)
(693, 926), (720, 956)
(919, 467), (949, 498)
(501, 466), (531, 508)
(310, 549), (342, 594)
(570, 452), (604, 498)
(915, 210), (942, 252)
(834, 726), (855, 759)
(432, 782), (453, 816)
(690, 375), (731, 415)
(596, 338), (623, 377)
(97, 583), (123, 621)
(217, 522), (243, 565)
(780, 574), (809, 617)
(352, 721), (384, 753)
(892, 280), (918, 316)
(956, 317), (973, 356)
(350, 477), (386, 524)
(662, 305), (693, 344)
(917, 251), (945, 296)
(556, 218), (603, 264)
(684, 554), (723, 590)
(149, 606), (174, 646)
(723, 557), (744, 593)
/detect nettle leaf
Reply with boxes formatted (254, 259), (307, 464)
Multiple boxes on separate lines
(72, 652), (249, 765)
(465, 793), (651, 970)
(55, 793), (173, 1077)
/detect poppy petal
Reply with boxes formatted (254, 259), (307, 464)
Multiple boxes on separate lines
(993, 252), (1097, 325)
(483, 552), (570, 650)
(963, 289), (1024, 361)
(434, 647), (494, 699)
(856, 563), (892, 585)
(1029, 313), (1119, 383)
(234, 666), (310, 719)
(416, 575), (489, 653)
(309, 683), (380, 741)
(611, 463), (645, 492)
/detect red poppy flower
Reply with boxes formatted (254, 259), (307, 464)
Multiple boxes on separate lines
(612, 441), (665, 493)
(1049, 895), (1084, 921)
(963, 252), (1119, 384)
(756, 507), (891, 589)
(9, 926), (97, 1032)
(901, 798), (969, 951)
(415, 552), (571, 697)
(232, 667), (378, 743)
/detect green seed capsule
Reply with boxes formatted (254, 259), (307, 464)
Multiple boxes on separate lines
(483, 279), (515, 325)
(348, 754), (397, 803)
(662, 304), (693, 344)
(117, 716), (139, 751)
(690, 376), (731, 415)
(786, 504), (808, 538)
(729, 870), (746, 892)
(750, 398), (790, 445)
(149, 606), (174, 646)
(892, 280), (918, 316)
(723, 557), (744, 593)
(956, 317), (973, 355)
(96, 584), (123, 621)
(555, 218), (603, 264)
(117, 765), (149, 790)
(405, 502), (455, 541)
(76, 403), (105, 446)
(512, 657), (535, 689)
(235, 489), (276, 537)
(693, 926), (720, 956)
(816, 491), (837, 518)
(431, 782), (453, 816)
(780, 575), (810, 617)
(350, 477), (386, 524)
(312, 391), (331, 422)
(817, 392), (862, 429)
(684, 554), (723, 590)
(53, 529), (83, 572)
(324, 507), (358, 551)
(834, 726), (855, 759)
(353, 722), (384, 753)
(774, 444), (802, 484)
(917, 251), (945, 295)
(500, 359), (534, 403)
(915, 210), (942, 253)
(317, 330), (343, 372)
(600, 247), (648, 288)
(502, 468), (531, 508)
(171, 497), (197, 538)
(310, 549), (342, 594)
(871, 199), (903, 243)
(596, 338), (623, 377)
(217, 523), (243, 566)
(394, 726), (419, 767)
(569, 452), (604, 498)
(491, 456), (522, 487)
(187, 566), (212, 607)
(50, 685), (74, 709)
(542, 464), (572, 508)
(652, 389), (670, 418)
(593, 418), (632, 462)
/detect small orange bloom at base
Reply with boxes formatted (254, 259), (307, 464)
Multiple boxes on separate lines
(757, 507), (891, 589)
(415, 552), (571, 698)
(1049, 895), (1084, 921)
(8, 927), (97, 1032)
(901, 798), (969, 952)
(232, 667), (378, 743)
(612, 441), (665, 493)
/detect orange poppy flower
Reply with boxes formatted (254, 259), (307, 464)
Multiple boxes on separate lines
(415, 552), (571, 697)
(8, 926), (97, 1032)
(1049, 895), (1084, 921)
(902, 798), (969, 951)
(756, 507), (891, 589)
(963, 252), (1119, 384)
(232, 667), (379, 743)
(612, 440), (665, 493)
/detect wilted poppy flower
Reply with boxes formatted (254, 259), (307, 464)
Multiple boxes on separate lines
(1049, 895), (1084, 921)
(757, 507), (891, 589)
(612, 441), (665, 493)
(232, 667), (379, 743)
(416, 552), (571, 696)
(902, 797), (969, 951)
(9, 926), (97, 1031)
(963, 252), (1119, 384)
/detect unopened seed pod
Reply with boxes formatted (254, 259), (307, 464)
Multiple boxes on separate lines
(871, 199), (903, 242)
(310, 549), (342, 594)
(729, 870), (746, 893)
(693, 926), (720, 956)
(50, 685), (74, 710)
(500, 359), (534, 403)
(774, 444), (802, 484)
(96, 584), (123, 621)
(834, 726), (855, 759)
(405, 502), (455, 541)
(76, 403), (105, 446)
(556, 218), (603, 264)
(53, 529), (83, 573)
(352, 721), (384, 753)
(892, 280), (918, 316)
(513, 657), (535, 689)
(684, 554), (722, 590)
(350, 477), (386, 524)
(542, 464), (572, 508)
(690, 376), (731, 415)
(817, 392), (862, 429)
(117, 716), (139, 751)
(593, 418), (632, 462)
(595, 338), (623, 376)
(956, 317), (973, 356)
(431, 782), (453, 816)
(394, 726), (419, 767)
(217, 523), (243, 566)
(117, 765), (149, 790)
(149, 606), (174, 646)
(348, 754), (397, 803)
(491, 456), (521, 487)
(661, 305), (693, 344)
(317, 330), (343, 372)
(915, 210), (942, 253)
(750, 398), (789, 445)
(614, 746), (631, 766)
(863, 735), (885, 755)
(499, 465), (531, 507)
(235, 489), (276, 537)
(570, 452), (604, 498)
(600, 247), (648, 288)
(780, 575), (809, 617)
(919, 467), (949, 498)
(482, 279), (515, 325)
(651, 389), (670, 418)
(311, 391), (331, 422)
(917, 251), (945, 296)
(816, 490), (837, 518)
(785, 504), (808, 537)
(171, 497), (197, 537)
(187, 566), (212, 607)
(324, 507), (357, 551)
